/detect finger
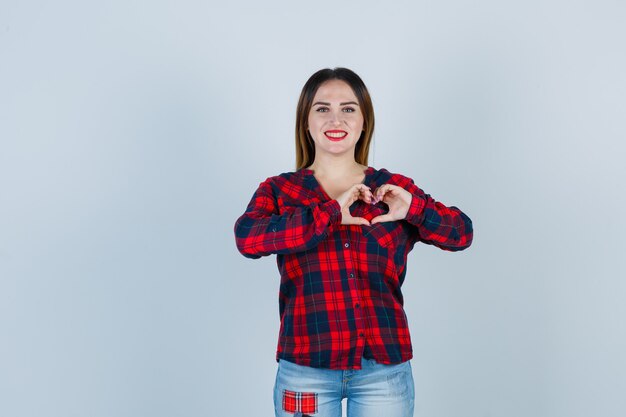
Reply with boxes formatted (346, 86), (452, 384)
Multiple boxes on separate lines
(347, 186), (363, 205)
(342, 213), (371, 226)
(370, 213), (396, 224)
(372, 191), (387, 204)
(353, 184), (369, 196)
(373, 184), (388, 201)
(339, 184), (373, 208)
(359, 188), (374, 204)
(376, 185), (399, 203)
(351, 184), (372, 203)
(356, 184), (372, 195)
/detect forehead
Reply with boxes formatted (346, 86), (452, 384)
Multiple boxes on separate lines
(313, 79), (358, 102)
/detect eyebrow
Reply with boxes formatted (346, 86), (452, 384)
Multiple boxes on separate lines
(312, 101), (359, 106)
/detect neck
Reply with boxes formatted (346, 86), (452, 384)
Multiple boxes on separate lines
(307, 154), (366, 178)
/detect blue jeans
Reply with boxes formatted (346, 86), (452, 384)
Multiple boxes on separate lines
(273, 357), (415, 417)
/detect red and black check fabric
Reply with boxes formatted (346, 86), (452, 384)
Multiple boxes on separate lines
(282, 390), (318, 414)
(234, 167), (473, 370)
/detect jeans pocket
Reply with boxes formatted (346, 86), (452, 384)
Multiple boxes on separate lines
(386, 362), (413, 397)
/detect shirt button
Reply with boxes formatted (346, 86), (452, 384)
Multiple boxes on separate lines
(344, 242), (350, 248)
(359, 332), (364, 337)
(355, 303), (360, 308)
(349, 273), (355, 278)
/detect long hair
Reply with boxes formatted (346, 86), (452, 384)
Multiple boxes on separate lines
(295, 67), (375, 170)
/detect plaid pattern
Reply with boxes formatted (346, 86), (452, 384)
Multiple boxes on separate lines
(234, 167), (473, 369)
(282, 389), (318, 414)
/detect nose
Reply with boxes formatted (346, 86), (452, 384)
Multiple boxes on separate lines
(329, 109), (343, 125)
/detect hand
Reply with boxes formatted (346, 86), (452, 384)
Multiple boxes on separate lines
(335, 184), (374, 226)
(371, 184), (412, 224)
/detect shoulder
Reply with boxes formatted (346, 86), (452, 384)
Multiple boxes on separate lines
(252, 169), (310, 196)
(370, 167), (416, 188)
(258, 169), (306, 186)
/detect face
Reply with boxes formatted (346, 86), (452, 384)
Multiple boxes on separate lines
(307, 79), (365, 159)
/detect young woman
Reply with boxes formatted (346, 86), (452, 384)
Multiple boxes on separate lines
(234, 67), (473, 417)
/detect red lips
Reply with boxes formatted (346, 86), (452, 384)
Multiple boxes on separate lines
(324, 130), (348, 141)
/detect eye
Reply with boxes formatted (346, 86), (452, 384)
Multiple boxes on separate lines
(343, 107), (355, 113)
(315, 107), (329, 112)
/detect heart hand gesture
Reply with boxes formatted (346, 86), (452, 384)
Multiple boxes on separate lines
(336, 184), (374, 226)
(371, 184), (412, 225)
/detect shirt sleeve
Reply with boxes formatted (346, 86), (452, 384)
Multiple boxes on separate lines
(398, 175), (473, 252)
(234, 178), (342, 259)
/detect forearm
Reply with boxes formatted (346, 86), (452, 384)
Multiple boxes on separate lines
(405, 192), (473, 251)
(234, 199), (342, 258)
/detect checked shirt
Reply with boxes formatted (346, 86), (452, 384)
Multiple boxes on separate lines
(234, 166), (473, 370)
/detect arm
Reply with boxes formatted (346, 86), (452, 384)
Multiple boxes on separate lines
(234, 179), (342, 259)
(402, 178), (473, 252)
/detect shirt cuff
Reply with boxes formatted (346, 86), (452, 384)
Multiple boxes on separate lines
(323, 199), (342, 225)
(404, 193), (426, 226)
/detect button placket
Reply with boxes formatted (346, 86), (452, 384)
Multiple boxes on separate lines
(340, 228), (367, 366)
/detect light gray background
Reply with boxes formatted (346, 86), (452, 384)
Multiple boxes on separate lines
(1, 1), (625, 416)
